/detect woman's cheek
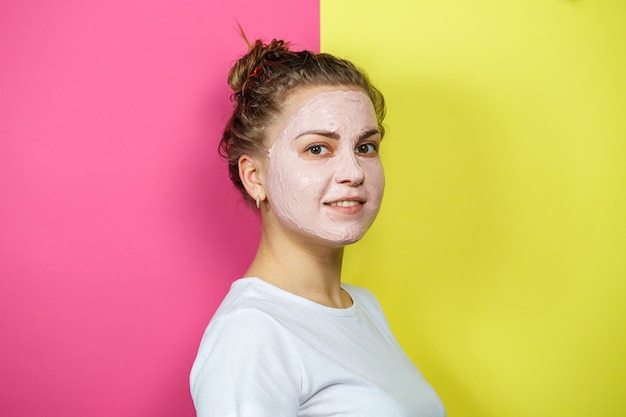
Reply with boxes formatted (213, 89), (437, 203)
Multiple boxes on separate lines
(364, 159), (385, 191)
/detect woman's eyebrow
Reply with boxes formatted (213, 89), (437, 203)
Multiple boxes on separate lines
(295, 130), (340, 140)
(295, 129), (381, 140)
(358, 129), (381, 140)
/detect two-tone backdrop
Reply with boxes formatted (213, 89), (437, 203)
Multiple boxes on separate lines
(1, 1), (624, 416)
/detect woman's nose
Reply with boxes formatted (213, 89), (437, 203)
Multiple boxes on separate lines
(334, 150), (364, 186)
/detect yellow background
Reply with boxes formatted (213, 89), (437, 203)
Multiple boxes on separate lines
(322, 1), (626, 416)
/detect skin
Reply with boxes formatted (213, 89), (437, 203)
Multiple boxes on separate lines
(239, 85), (384, 308)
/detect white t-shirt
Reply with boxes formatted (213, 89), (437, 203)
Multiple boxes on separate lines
(190, 277), (445, 417)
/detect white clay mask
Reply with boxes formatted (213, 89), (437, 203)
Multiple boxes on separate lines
(265, 89), (385, 245)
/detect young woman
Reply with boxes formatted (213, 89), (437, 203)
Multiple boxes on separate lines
(190, 38), (445, 417)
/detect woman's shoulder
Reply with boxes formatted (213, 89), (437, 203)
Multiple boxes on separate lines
(342, 283), (383, 310)
(194, 280), (299, 364)
(209, 277), (286, 325)
(342, 282), (376, 299)
(342, 282), (393, 331)
(207, 277), (326, 333)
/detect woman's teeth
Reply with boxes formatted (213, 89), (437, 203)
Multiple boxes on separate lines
(327, 201), (361, 207)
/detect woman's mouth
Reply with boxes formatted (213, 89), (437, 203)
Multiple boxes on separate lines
(323, 199), (366, 215)
(325, 200), (363, 207)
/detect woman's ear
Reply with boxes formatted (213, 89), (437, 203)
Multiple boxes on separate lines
(238, 154), (266, 203)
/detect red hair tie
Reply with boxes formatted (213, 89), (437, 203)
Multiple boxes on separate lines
(249, 65), (262, 79)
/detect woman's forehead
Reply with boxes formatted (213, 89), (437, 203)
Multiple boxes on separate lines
(281, 89), (377, 131)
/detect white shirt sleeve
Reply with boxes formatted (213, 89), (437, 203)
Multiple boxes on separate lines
(190, 308), (302, 417)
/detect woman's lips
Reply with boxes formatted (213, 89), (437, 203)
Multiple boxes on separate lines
(323, 199), (365, 214)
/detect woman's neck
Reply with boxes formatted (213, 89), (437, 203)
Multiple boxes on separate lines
(244, 230), (352, 309)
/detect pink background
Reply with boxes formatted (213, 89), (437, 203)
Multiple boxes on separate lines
(0, 1), (319, 415)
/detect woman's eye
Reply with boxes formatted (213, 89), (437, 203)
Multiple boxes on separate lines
(307, 145), (329, 155)
(355, 143), (378, 155)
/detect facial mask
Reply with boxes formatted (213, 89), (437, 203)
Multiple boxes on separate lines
(265, 89), (385, 245)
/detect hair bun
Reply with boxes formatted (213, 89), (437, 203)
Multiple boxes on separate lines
(228, 39), (291, 94)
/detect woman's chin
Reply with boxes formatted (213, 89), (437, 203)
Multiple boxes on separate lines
(278, 214), (374, 248)
(306, 230), (368, 248)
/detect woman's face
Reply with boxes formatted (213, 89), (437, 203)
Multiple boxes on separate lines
(262, 86), (385, 246)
